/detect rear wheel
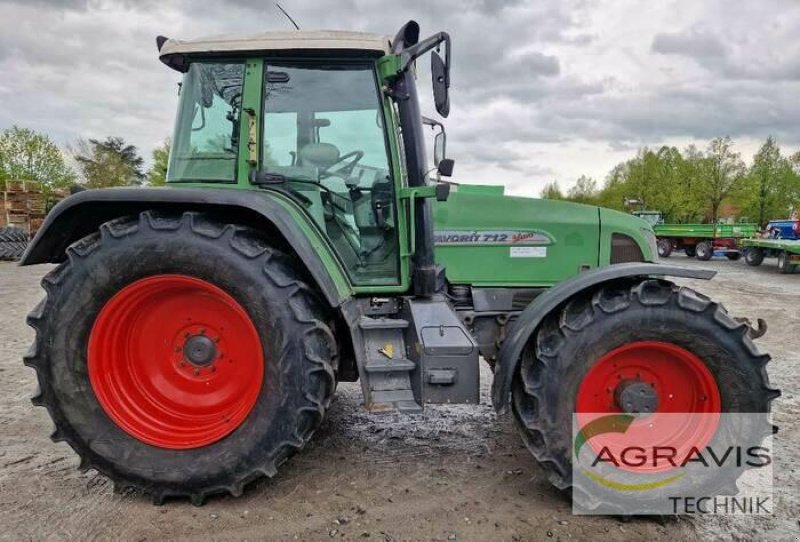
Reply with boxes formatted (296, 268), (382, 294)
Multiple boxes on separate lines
(511, 279), (777, 505)
(25, 212), (337, 504)
(656, 239), (672, 258)
(745, 248), (764, 266)
(684, 246), (696, 258)
(695, 241), (713, 260)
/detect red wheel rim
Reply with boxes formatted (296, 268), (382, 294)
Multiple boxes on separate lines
(88, 275), (263, 449)
(576, 341), (721, 472)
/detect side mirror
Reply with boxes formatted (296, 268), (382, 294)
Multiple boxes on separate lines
(437, 158), (455, 177)
(433, 130), (446, 165)
(431, 51), (450, 118)
(435, 182), (451, 202)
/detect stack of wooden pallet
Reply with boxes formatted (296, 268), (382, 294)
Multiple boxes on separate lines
(1, 179), (47, 235)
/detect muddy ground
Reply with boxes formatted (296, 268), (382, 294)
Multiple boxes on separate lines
(0, 256), (797, 541)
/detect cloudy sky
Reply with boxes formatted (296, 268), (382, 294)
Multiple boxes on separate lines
(1, 0), (798, 196)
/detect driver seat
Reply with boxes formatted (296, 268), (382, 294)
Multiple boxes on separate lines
(297, 142), (340, 169)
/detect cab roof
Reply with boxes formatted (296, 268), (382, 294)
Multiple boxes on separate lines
(158, 30), (391, 65)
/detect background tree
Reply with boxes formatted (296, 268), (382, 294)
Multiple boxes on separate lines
(539, 180), (564, 200)
(0, 126), (75, 192)
(737, 137), (793, 226)
(71, 137), (145, 188)
(147, 140), (170, 187)
(557, 136), (800, 225)
(788, 151), (800, 214)
(698, 136), (745, 224)
(673, 145), (707, 223)
(566, 175), (598, 204)
(593, 163), (629, 211)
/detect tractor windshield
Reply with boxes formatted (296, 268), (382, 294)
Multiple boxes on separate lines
(168, 62), (244, 183)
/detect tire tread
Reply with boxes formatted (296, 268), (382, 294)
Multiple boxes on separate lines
(511, 279), (779, 496)
(26, 211), (337, 505)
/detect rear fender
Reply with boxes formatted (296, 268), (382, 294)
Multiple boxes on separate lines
(21, 187), (352, 307)
(491, 263), (715, 412)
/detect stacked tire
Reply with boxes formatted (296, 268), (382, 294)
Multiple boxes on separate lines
(0, 226), (28, 261)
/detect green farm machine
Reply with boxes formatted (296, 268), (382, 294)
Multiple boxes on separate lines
(632, 210), (758, 261)
(21, 22), (777, 506)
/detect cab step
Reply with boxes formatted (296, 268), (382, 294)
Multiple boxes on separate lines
(359, 316), (409, 330)
(356, 314), (420, 413)
(364, 357), (416, 373)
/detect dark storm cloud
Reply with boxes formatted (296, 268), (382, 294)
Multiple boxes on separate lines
(0, 0), (799, 192)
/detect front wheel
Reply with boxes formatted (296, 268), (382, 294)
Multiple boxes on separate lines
(695, 241), (713, 260)
(25, 212), (337, 504)
(511, 279), (777, 505)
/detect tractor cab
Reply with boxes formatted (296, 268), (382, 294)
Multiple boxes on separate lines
(159, 27), (451, 290)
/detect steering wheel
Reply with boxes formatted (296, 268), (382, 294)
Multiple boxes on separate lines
(320, 150), (364, 180)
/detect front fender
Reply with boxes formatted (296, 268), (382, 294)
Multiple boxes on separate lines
(491, 262), (715, 412)
(21, 187), (353, 307)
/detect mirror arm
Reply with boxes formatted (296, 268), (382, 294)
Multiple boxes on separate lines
(399, 32), (451, 73)
(421, 116), (444, 130)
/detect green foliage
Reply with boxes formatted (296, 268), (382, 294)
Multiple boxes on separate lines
(147, 140), (170, 187)
(558, 136), (800, 224)
(701, 136), (746, 223)
(71, 137), (145, 188)
(736, 137), (798, 226)
(0, 125), (76, 192)
(566, 175), (598, 204)
(539, 180), (564, 200)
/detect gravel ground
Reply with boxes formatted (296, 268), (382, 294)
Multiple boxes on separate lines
(0, 255), (797, 541)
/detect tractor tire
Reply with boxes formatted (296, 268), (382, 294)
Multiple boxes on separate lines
(25, 211), (337, 505)
(0, 226), (28, 261)
(745, 248), (764, 267)
(656, 239), (672, 258)
(684, 246), (696, 258)
(695, 241), (713, 260)
(511, 279), (778, 509)
(777, 251), (795, 274)
(725, 252), (742, 261)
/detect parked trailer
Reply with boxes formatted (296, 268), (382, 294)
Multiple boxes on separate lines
(653, 222), (758, 261)
(742, 238), (800, 274)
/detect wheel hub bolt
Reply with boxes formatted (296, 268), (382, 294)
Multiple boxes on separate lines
(614, 379), (659, 414)
(183, 334), (218, 367)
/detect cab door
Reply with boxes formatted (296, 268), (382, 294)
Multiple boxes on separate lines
(258, 59), (406, 289)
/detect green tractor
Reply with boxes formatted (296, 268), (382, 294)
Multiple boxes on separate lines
(21, 21), (776, 505)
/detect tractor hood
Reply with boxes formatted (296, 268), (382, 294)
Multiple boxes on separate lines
(432, 184), (655, 287)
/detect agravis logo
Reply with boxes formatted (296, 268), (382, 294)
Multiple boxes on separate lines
(573, 413), (773, 509)
(573, 414), (683, 491)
